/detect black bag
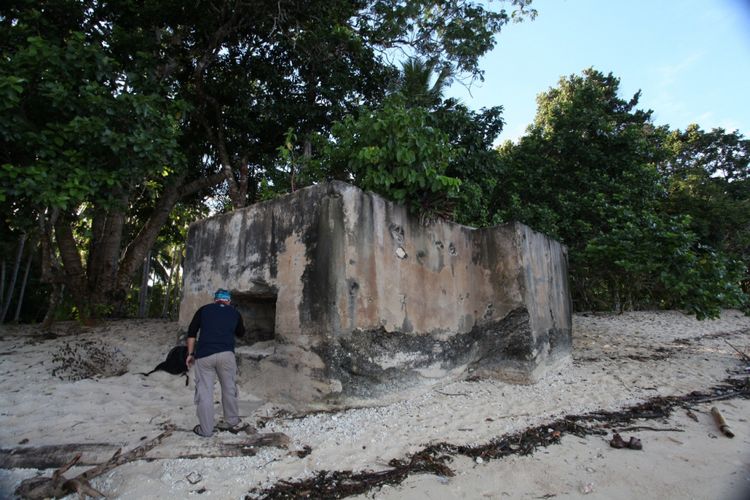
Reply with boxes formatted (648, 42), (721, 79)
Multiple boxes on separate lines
(140, 345), (190, 385)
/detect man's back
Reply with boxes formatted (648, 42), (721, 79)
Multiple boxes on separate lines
(190, 302), (244, 358)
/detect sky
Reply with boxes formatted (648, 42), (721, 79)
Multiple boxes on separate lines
(446, 0), (750, 143)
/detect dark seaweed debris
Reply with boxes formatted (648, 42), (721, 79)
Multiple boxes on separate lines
(51, 340), (130, 380)
(247, 377), (749, 500)
(247, 451), (452, 499)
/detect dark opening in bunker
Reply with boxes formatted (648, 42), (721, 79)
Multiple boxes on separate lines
(232, 291), (277, 345)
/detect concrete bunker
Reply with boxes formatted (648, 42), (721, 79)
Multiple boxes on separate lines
(179, 181), (573, 410)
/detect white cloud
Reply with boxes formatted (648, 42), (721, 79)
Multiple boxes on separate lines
(656, 51), (705, 89)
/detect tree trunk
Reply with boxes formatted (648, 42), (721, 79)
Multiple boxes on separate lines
(160, 246), (179, 318)
(194, 75), (244, 209)
(45, 171), (225, 321)
(171, 254), (183, 320)
(111, 172), (226, 314)
(0, 259), (5, 311)
(38, 208), (60, 285)
(54, 216), (94, 324)
(138, 251), (151, 318)
(86, 195), (128, 306)
(13, 251), (33, 323)
(1, 233), (27, 323)
(237, 159), (250, 205)
(41, 284), (64, 331)
(612, 285), (622, 314)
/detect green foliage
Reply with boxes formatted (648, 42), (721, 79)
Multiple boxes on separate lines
(494, 69), (748, 317)
(313, 57), (504, 225)
(437, 102), (504, 227)
(322, 98), (461, 221)
(359, 0), (536, 78)
(0, 30), (186, 214)
(494, 70), (666, 239)
(661, 125), (750, 298)
(580, 211), (746, 318)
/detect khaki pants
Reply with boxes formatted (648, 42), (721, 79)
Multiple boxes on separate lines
(193, 351), (239, 436)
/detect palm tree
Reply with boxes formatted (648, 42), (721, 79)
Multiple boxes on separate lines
(397, 58), (453, 109)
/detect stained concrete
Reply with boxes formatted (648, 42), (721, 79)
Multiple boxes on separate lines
(179, 181), (572, 408)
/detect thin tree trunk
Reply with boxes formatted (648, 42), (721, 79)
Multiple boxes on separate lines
(160, 247), (178, 318)
(1, 233), (27, 323)
(193, 72), (243, 209)
(206, 118), (244, 208)
(0, 259), (5, 310)
(87, 208), (107, 283)
(171, 257), (183, 320)
(38, 208), (60, 285)
(13, 251), (33, 322)
(41, 284), (64, 330)
(138, 251), (151, 318)
(613, 286), (622, 314)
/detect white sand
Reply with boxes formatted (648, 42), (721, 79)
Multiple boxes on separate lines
(0, 310), (748, 499)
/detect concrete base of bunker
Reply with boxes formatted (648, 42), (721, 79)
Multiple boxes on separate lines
(235, 308), (571, 409)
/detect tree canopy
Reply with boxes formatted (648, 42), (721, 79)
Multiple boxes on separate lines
(492, 69), (747, 318)
(1, 2), (746, 324)
(0, 0), (534, 321)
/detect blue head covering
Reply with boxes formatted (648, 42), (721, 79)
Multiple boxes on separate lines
(214, 288), (231, 302)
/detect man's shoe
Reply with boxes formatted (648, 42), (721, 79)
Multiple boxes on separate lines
(193, 425), (212, 437)
(217, 420), (253, 434)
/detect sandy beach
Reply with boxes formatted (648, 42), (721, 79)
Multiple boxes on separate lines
(0, 310), (748, 499)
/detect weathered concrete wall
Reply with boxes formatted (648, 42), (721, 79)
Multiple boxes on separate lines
(179, 181), (572, 408)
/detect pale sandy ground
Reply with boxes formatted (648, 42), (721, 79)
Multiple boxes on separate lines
(0, 310), (748, 499)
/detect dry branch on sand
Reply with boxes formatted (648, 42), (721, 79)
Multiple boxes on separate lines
(0, 443), (121, 469)
(14, 425), (175, 499)
(6, 430), (291, 478)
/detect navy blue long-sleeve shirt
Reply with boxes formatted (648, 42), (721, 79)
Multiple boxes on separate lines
(187, 302), (245, 358)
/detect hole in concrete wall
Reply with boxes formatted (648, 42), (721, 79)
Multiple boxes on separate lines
(232, 291), (277, 345)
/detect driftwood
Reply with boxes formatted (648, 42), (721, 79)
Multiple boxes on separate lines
(145, 432), (291, 461)
(710, 406), (735, 438)
(614, 426), (684, 433)
(688, 390), (747, 405)
(724, 339), (750, 363)
(0, 443), (121, 469)
(4, 431), (291, 471)
(15, 424), (175, 499)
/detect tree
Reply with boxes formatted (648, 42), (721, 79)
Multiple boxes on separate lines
(437, 101), (504, 227)
(661, 125), (750, 296)
(1, 0), (536, 321)
(493, 69), (746, 317)
(322, 96), (461, 221)
(315, 56), (505, 225)
(0, 18), (195, 319)
(398, 58), (454, 109)
(394, 58), (506, 226)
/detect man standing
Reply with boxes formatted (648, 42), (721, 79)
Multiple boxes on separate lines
(186, 288), (245, 437)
